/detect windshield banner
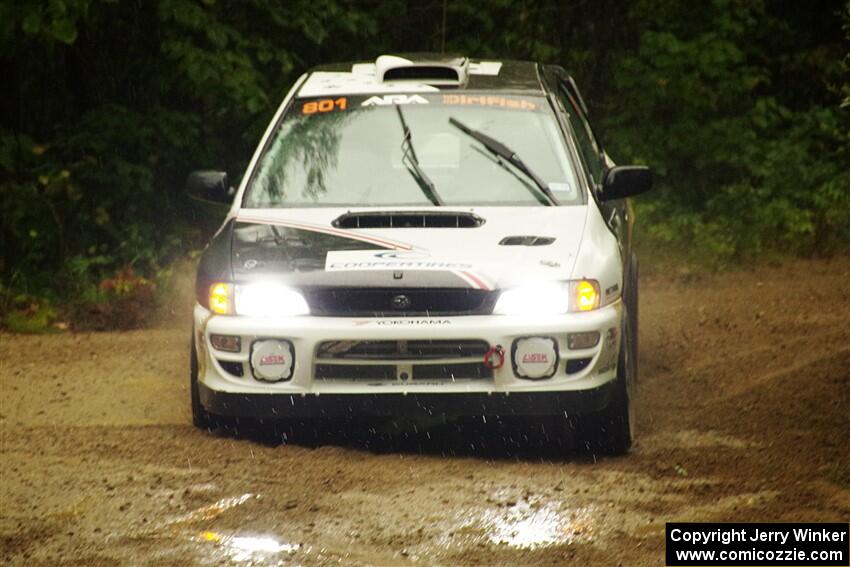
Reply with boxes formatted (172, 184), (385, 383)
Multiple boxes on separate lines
(294, 94), (547, 117)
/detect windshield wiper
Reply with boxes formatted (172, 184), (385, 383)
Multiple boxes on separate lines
(396, 106), (444, 206)
(449, 117), (558, 206)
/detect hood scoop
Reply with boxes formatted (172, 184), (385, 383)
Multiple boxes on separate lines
(333, 211), (485, 229)
(375, 55), (469, 86)
(499, 235), (556, 246)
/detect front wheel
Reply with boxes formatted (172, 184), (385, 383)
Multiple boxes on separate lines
(190, 334), (215, 430)
(573, 315), (635, 455)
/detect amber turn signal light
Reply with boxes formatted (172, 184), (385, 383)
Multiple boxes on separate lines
(209, 283), (232, 315)
(572, 280), (600, 312)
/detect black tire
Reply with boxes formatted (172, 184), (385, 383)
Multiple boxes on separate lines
(626, 252), (640, 384)
(190, 334), (215, 430)
(573, 313), (635, 455)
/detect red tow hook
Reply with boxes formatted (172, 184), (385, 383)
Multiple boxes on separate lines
(484, 344), (505, 370)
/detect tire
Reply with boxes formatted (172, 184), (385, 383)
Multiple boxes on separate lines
(626, 252), (639, 384)
(573, 312), (635, 455)
(190, 333), (215, 430)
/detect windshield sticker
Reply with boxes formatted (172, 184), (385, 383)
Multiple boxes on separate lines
(547, 182), (576, 199)
(548, 182), (572, 192)
(361, 94), (429, 106)
(290, 94), (546, 117)
(442, 94), (538, 111)
(302, 97), (347, 114)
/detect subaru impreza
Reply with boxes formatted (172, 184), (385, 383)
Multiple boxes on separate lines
(187, 54), (652, 454)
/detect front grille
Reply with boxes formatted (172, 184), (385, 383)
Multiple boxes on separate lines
(413, 363), (491, 380)
(305, 288), (495, 317)
(315, 364), (396, 381)
(316, 339), (489, 360)
(314, 339), (493, 382)
(315, 363), (492, 381)
(316, 362), (493, 382)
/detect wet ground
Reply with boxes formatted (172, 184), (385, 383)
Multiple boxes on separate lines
(2, 258), (849, 566)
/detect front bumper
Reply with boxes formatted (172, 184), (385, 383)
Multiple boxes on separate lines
(198, 383), (616, 419)
(193, 301), (623, 418)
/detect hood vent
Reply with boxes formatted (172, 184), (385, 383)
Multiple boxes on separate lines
(384, 66), (458, 82)
(333, 211), (484, 229)
(499, 236), (556, 246)
(375, 55), (469, 86)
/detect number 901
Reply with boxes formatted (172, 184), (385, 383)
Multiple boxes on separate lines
(302, 98), (347, 114)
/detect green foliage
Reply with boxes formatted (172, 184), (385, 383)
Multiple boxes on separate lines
(1, 0), (848, 329)
(0, 287), (59, 333)
(599, 0), (850, 262)
(1, 0), (377, 329)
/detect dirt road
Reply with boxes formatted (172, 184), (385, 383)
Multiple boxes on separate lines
(2, 258), (849, 566)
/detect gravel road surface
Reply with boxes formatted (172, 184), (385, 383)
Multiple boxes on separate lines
(2, 258), (849, 566)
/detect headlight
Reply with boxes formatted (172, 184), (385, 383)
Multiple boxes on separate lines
(234, 283), (310, 317)
(493, 282), (570, 315)
(493, 280), (600, 315)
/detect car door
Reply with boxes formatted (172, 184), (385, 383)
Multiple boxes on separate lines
(554, 77), (631, 265)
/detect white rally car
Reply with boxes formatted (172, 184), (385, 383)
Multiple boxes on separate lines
(187, 54), (652, 454)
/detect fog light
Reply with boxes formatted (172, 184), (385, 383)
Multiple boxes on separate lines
(250, 339), (295, 382)
(210, 334), (241, 352)
(512, 337), (558, 379)
(568, 331), (600, 349)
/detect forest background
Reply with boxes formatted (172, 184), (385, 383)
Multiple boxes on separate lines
(2, 0), (848, 329)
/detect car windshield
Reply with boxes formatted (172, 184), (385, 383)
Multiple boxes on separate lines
(244, 93), (580, 208)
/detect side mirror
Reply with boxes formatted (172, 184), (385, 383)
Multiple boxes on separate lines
(186, 170), (234, 204)
(600, 166), (653, 201)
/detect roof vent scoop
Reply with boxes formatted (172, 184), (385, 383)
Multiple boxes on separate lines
(375, 55), (469, 86)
